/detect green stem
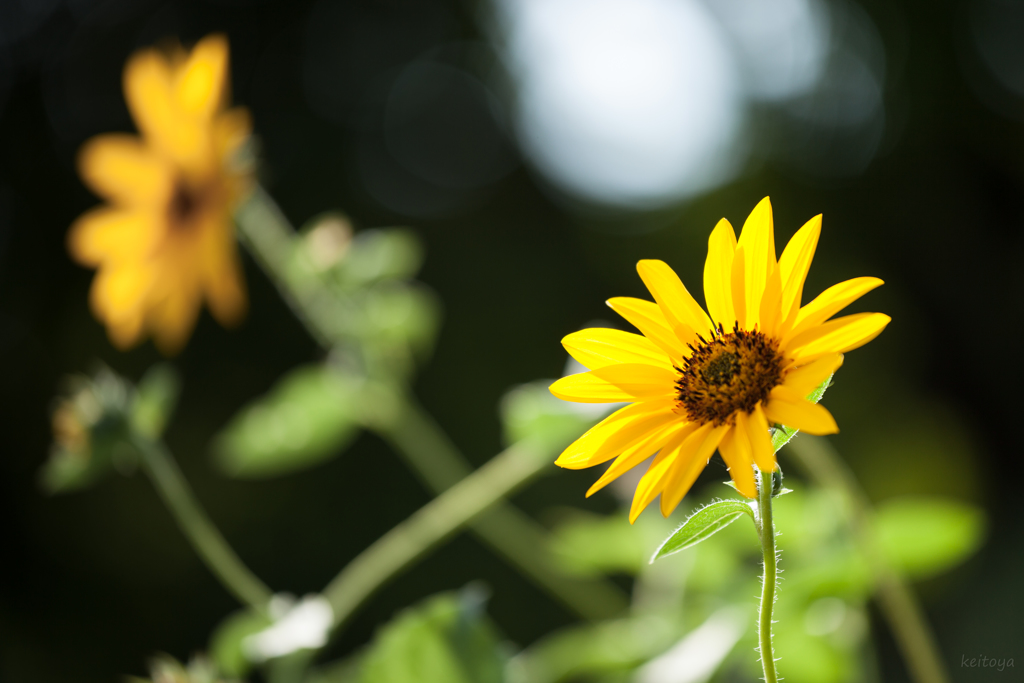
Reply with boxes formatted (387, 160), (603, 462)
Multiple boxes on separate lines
(135, 437), (273, 615)
(756, 467), (780, 683)
(377, 394), (629, 620)
(324, 438), (551, 628)
(235, 185), (628, 620)
(785, 436), (950, 683)
(235, 185), (339, 350)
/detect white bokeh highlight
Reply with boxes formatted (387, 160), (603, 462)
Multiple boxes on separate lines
(497, 0), (745, 208)
(707, 0), (831, 102)
(244, 594), (334, 662)
(490, 0), (885, 208)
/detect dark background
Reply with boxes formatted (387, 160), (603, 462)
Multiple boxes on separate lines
(1, 0), (1021, 680)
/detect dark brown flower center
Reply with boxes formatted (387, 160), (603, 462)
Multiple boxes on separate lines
(167, 179), (207, 230)
(675, 325), (784, 426)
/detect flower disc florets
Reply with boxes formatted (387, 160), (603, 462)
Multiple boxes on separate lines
(676, 325), (784, 426)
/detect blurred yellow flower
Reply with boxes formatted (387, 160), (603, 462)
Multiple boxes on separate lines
(551, 198), (890, 522)
(68, 34), (251, 354)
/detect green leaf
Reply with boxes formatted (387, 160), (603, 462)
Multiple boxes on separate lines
(208, 608), (273, 678)
(500, 381), (600, 449)
(360, 284), (441, 358)
(874, 497), (985, 580)
(357, 589), (506, 683)
(38, 440), (127, 494)
(306, 657), (363, 683)
(131, 364), (180, 439)
(651, 500), (757, 562)
(340, 229), (424, 285)
(771, 375), (833, 453)
(213, 365), (362, 478)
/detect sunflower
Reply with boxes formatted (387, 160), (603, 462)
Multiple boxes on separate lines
(550, 198), (889, 522)
(68, 34), (251, 354)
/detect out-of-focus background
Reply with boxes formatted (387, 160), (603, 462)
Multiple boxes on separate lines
(0, 0), (1021, 681)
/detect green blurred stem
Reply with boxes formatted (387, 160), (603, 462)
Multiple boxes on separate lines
(235, 184), (627, 620)
(756, 467), (780, 683)
(235, 185), (336, 349)
(135, 437), (273, 615)
(786, 436), (950, 683)
(378, 395), (629, 619)
(325, 438), (555, 629)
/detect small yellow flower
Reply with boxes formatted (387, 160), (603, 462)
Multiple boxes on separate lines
(551, 198), (890, 522)
(68, 34), (251, 354)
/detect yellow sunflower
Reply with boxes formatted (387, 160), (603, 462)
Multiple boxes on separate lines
(68, 34), (252, 354)
(550, 198), (889, 522)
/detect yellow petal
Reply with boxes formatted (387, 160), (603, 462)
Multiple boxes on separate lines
(659, 422), (729, 516)
(67, 207), (159, 267)
(629, 447), (677, 523)
(736, 197), (776, 329)
(550, 364), (677, 403)
(758, 261), (783, 337)
(782, 353), (844, 397)
(747, 403), (776, 472)
(214, 107), (253, 160)
(198, 217), (247, 327)
(606, 297), (687, 362)
(555, 399), (679, 469)
(204, 249), (247, 327)
(106, 313), (145, 350)
(175, 34), (229, 118)
(124, 48), (178, 152)
(587, 421), (693, 497)
(637, 259), (713, 339)
(764, 386), (839, 435)
(776, 214), (821, 332)
(786, 313), (891, 363)
(730, 245), (746, 329)
(562, 328), (672, 370)
(77, 134), (172, 207)
(784, 276), (884, 342)
(149, 285), (202, 356)
(718, 424), (757, 498)
(124, 46), (207, 167)
(703, 218), (737, 329)
(89, 264), (153, 322)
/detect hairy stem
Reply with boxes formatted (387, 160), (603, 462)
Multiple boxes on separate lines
(757, 467), (779, 683)
(135, 437), (272, 614)
(785, 436), (949, 683)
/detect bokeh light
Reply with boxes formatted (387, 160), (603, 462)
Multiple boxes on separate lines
(493, 0), (745, 208)
(490, 0), (889, 209)
(706, 0), (831, 103)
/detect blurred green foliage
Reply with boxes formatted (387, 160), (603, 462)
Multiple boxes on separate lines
(212, 365), (362, 479)
(355, 589), (506, 683)
(875, 497), (986, 580)
(524, 481), (986, 683)
(129, 654), (235, 683)
(40, 364), (180, 493)
(210, 609), (274, 679)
